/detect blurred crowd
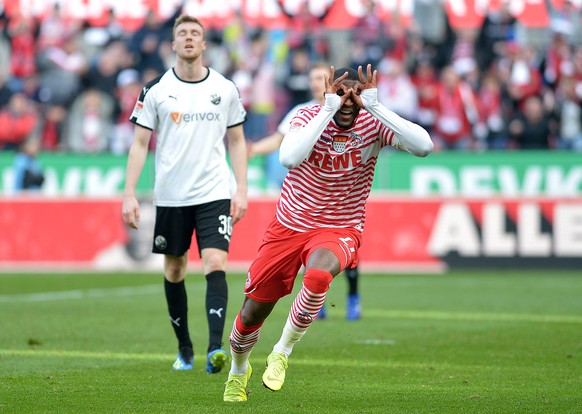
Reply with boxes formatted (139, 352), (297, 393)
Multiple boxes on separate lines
(1, 0), (582, 158)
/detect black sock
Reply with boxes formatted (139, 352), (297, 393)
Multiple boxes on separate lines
(345, 266), (359, 296)
(164, 278), (192, 351)
(205, 270), (228, 353)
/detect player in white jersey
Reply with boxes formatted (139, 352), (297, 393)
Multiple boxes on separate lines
(249, 62), (362, 321)
(223, 64), (433, 402)
(122, 15), (248, 375)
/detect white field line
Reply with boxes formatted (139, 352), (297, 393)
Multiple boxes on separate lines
(0, 349), (551, 374)
(0, 284), (161, 303)
(0, 349), (498, 371)
(0, 348), (170, 361)
(1, 286), (580, 324)
(363, 309), (582, 324)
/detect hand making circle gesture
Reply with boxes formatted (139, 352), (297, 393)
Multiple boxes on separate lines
(349, 64), (377, 108)
(326, 66), (353, 106)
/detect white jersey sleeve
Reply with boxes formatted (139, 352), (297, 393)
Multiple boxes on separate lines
(226, 81), (247, 127)
(130, 76), (162, 130)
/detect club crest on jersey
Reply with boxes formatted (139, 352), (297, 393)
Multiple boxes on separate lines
(332, 134), (349, 153)
(350, 131), (363, 144)
(210, 94), (221, 105)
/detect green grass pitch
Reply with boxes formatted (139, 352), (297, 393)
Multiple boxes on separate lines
(1, 270), (581, 413)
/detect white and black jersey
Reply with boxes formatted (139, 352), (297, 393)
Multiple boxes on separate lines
(130, 67), (246, 207)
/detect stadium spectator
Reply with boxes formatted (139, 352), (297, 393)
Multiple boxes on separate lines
(502, 43), (544, 111)
(36, 33), (88, 107)
(64, 89), (114, 153)
(20, 73), (41, 104)
(0, 72), (13, 107)
(570, 46), (582, 87)
(541, 30), (573, 89)
(0, 2), (579, 158)
(223, 64), (433, 402)
(283, 47), (313, 111)
(475, 73), (509, 149)
(6, 14), (37, 89)
(128, 8), (180, 76)
(0, 92), (38, 151)
(0, 10), (10, 78)
(377, 58), (419, 121)
(82, 41), (128, 101)
(111, 69), (143, 155)
(383, 19), (409, 64)
(411, 58), (440, 132)
(550, 75), (582, 151)
(432, 65), (479, 150)
(13, 138), (44, 192)
(221, 10), (252, 70)
(351, 0), (391, 68)
(544, 0), (582, 47)
(121, 15), (248, 376)
(82, 8), (126, 54)
(236, 31), (276, 143)
(37, 3), (80, 50)
(413, 0), (448, 52)
(508, 94), (553, 149)
(474, 1), (517, 73)
(277, 0), (331, 60)
(450, 27), (478, 78)
(38, 104), (67, 151)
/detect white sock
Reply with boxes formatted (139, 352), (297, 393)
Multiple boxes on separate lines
(228, 316), (261, 375)
(272, 285), (325, 357)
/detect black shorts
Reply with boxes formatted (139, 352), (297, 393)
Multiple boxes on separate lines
(152, 199), (232, 257)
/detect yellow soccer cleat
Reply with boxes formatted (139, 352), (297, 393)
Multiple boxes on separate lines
(262, 352), (288, 391)
(223, 363), (253, 402)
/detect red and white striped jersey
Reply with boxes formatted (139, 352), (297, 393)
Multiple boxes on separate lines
(276, 104), (395, 233)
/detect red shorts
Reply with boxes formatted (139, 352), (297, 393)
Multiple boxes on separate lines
(244, 217), (362, 302)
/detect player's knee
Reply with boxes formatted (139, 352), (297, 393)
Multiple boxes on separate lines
(239, 310), (256, 327)
(303, 268), (333, 293)
(239, 300), (269, 326)
(202, 251), (226, 274)
(164, 257), (187, 282)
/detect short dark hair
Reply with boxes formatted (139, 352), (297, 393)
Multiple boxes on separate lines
(333, 67), (358, 81)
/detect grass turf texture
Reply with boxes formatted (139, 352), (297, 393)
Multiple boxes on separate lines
(0, 270), (580, 413)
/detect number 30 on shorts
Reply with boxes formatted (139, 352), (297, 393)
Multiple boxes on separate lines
(218, 215), (233, 238)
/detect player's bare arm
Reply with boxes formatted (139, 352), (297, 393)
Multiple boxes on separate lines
(122, 124), (152, 229)
(226, 124), (248, 224)
(248, 132), (284, 158)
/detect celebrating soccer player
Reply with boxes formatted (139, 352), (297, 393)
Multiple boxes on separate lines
(223, 64), (433, 402)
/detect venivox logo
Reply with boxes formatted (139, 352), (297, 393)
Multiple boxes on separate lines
(171, 112), (182, 124)
(170, 112), (221, 125)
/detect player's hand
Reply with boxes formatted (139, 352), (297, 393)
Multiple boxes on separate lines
(325, 66), (353, 106)
(349, 64), (378, 108)
(356, 64), (377, 92)
(231, 189), (247, 225)
(122, 195), (140, 229)
(246, 141), (255, 160)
